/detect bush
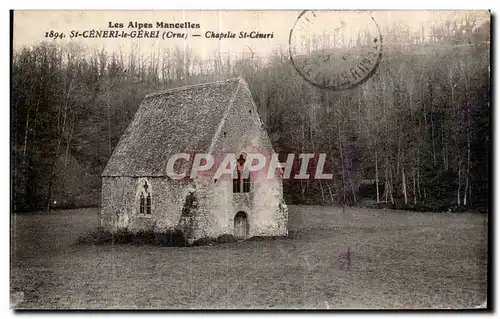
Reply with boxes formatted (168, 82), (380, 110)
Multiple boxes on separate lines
(113, 229), (135, 244)
(76, 228), (187, 247)
(246, 235), (285, 241)
(77, 229), (281, 247)
(76, 227), (113, 245)
(216, 234), (238, 244)
(193, 234), (238, 246)
(192, 237), (215, 246)
(132, 230), (156, 245)
(154, 229), (186, 247)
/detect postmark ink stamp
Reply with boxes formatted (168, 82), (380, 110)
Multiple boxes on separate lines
(289, 10), (383, 91)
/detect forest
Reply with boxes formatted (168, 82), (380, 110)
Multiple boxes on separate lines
(11, 14), (490, 212)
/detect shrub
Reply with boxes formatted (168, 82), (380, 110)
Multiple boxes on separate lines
(112, 229), (135, 244)
(192, 237), (215, 246)
(245, 236), (268, 241)
(132, 230), (156, 245)
(193, 234), (238, 246)
(76, 227), (113, 245)
(154, 229), (186, 247)
(216, 234), (237, 244)
(246, 235), (285, 241)
(76, 228), (187, 247)
(77, 229), (262, 247)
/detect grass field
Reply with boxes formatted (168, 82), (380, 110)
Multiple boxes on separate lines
(10, 205), (488, 309)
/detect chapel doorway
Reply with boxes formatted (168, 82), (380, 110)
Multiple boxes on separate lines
(234, 211), (248, 239)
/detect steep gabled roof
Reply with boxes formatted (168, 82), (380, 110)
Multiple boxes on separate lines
(102, 77), (242, 177)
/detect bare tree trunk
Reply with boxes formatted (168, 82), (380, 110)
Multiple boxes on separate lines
(22, 108), (31, 162)
(448, 65), (454, 173)
(300, 117), (306, 202)
(441, 123), (449, 170)
(389, 165), (394, 204)
(384, 157), (389, 202)
(402, 164), (408, 205)
(46, 138), (62, 211)
(338, 121), (346, 204)
(20, 93), (39, 203)
(457, 164), (462, 205)
(463, 178), (469, 206)
(469, 179), (472, 206)
(417, 117), (422, 199)
(107, 86), (112, 156)
(327, 137), (336, 204)
(310, 125), (326, 205)
(339, 134), (346, 204)
(464, 133), (471, 206)
(396, 129), (402, 180)
(357, 90), (362, 134)
(461, 59), (471, 207)
(319, 180), (326, 203)
(413, 168), (417, 205)
(375, 149), (380, 203)
(417, 159), (421, 199)
(62, 114), (76, 183)
(325, 181), (335, 204)
(350, 178), (357, 204)
(46, 80), (72, 211)
(431, 108), (437, 166)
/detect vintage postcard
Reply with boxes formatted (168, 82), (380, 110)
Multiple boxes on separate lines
(10, 10), (490, 310)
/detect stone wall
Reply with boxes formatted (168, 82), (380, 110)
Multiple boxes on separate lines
(101, 174), (287, 239)
(100, 176), (193, 233)
(199, 78), (288, 238)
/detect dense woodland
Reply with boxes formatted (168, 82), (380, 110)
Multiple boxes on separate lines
(12, 15), (490, 212)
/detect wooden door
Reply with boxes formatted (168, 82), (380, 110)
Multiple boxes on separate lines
(234, 212), (248, 239)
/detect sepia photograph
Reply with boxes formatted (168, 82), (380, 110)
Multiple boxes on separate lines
(10, 8), (491, 310)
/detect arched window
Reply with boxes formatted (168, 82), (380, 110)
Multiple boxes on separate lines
(140, 193), (145, 215)
(233, 169), (241, 193)
(242, 176), (250, 193)
(137, 179), (152, 215)
(146, 193), (151, 215)
(233, 154), (250, 193)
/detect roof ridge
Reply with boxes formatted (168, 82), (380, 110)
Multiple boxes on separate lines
(102, 76), (247, 177)
(146, 76), (242, 98)
(207, 78), (243, 155)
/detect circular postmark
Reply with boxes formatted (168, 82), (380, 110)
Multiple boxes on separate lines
(289, 10), (383, 91)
